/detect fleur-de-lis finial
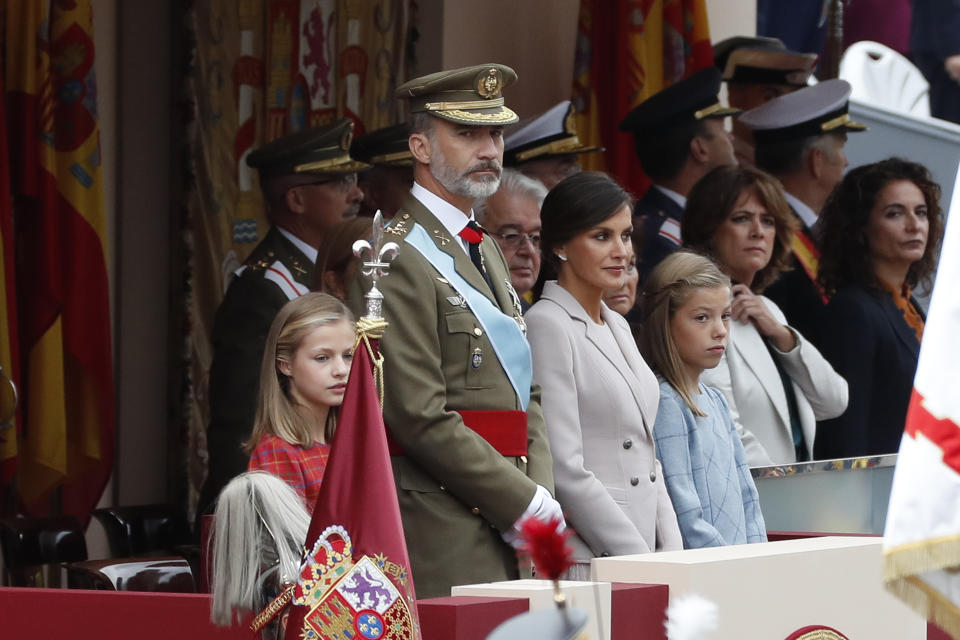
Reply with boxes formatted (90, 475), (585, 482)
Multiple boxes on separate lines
(353, 211), (399, 319)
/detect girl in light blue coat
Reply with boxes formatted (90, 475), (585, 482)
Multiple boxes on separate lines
(639, 252), (766, 549)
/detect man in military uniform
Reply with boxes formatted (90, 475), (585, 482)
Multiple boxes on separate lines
(350, 123), (414, 220)
(358, 64), (561, 598)
(503, 100), (603, 189)
(618, 68), (740, 285)
(740, 80), (866, 343)
(198, 119), (368, 515)
(713, 36), (817, 166)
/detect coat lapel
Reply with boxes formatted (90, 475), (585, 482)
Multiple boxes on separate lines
(879, 292), (921, 360)
(543, 283), (653, 434)
(729, 319), (792, 431)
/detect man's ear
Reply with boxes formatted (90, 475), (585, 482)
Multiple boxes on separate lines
(284, 186), (307, 215)
(409, 132), (432, 165)
(689, 135), (710, 164)
(808, 146), (825, 181)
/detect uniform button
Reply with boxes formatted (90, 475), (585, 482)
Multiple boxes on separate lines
(471, 507), (480, 515)
(630, 476), (639, 486)
(473, 327), (482, 336)
(600, 552), (610, 557)
(649, 471), (657, 482)
(520, 455), (527, 464)
(439, 485), (446, 491)
(622, 439), (632, 449)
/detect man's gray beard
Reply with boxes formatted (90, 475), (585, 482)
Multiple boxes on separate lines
(430, 147), (501, 199)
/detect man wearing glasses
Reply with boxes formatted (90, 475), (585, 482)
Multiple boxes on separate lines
(475, 168), (547, 309)
(198, 119), (369, 515)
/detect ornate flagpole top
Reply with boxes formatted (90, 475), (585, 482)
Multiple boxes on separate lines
(353, 210), (399, 321)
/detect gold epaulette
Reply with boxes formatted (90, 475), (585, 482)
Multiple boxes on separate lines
(245, 250), (276, 272)
(383, 212), (413, 240)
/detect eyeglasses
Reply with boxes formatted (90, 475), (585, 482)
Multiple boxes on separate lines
(491, 230), (541, 249)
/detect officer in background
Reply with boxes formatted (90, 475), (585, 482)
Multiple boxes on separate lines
(199, 120), (368, 514)
(474, 168), (547, 308)
(740, 80), (866, 342)
(350, 122), (414, 220)
(360, 63), (561, 598)
(713, 36), (817, 166)
(503, 100), (603, 189)
(619, 67), (740, 284)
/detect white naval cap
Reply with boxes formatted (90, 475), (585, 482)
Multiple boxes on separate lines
(738, 79), (867, 144)
(504, 100), (603, 165)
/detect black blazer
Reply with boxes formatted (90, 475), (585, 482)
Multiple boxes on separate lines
(764, 210), (826, 346)
(634, 186), (684, 286)
(813, 285), (922, 459)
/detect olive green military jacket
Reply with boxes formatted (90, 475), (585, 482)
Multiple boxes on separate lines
(199, 227), (314, 514)
(364, 193), (554, 598)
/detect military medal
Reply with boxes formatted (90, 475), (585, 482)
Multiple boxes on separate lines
(472, 348), (483, 369)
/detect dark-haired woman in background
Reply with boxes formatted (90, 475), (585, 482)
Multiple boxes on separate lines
(682, 165), (847, 465)
(526, 172), (681, 578)
(813, 158), (944, 459)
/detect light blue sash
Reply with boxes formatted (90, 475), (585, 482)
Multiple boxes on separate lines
(405, 223), (532, 410)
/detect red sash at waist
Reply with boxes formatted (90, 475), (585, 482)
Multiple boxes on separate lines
(387, 410), (528, 457)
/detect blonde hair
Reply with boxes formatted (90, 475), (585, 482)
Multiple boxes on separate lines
(639, 252), (730, 417)
(245, 292), (355, 452)
(209, 471), (310, 627)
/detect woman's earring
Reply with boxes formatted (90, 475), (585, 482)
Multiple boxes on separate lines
(556, 253), (568, 262)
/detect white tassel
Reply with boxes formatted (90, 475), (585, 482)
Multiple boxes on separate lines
(664, 593), (718, 640)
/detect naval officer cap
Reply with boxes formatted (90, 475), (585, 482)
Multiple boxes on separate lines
(504, 100), (604, 165)
(486, 605), (589, 640)
(739, 79), (867, 144)
(618, 67), (740, 140)
(713, 36), (817, 88)
(350, 123), (413, 167)
(246, 118), (371, 178)
(395, 63), (519, 126)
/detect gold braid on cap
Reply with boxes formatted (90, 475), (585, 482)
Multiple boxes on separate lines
(354, 317), (389, 408)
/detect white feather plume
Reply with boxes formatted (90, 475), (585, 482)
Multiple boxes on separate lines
(664, 593), (719, 640)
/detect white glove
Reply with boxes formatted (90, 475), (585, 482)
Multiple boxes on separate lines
(501, 484), (566, 549)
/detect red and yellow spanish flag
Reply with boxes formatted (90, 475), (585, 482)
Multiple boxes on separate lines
(4, 0), (113, 522)
(572, 0), (713, 195)
(883, 173), (960, 637)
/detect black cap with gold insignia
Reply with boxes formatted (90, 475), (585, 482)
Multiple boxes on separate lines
(395, 63), (519, 126)
(618, 68), (740, 140)
(349, 123), (413, 167)
(504, 100), (604, 165)
(713, 36), (817, 88)
(246, 118), (371, 178)
(739, 79), (867, 144)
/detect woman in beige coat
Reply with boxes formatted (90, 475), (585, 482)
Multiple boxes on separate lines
(526, 172), (682, 578)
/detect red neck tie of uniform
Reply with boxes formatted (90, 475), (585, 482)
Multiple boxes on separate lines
(458, 220), (486, 277)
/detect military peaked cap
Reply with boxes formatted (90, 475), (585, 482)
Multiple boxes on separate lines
(504, 100), (603, 165)
(739, 79), (867, 144)
(714, 36), (817, 87)
(350, 123), (413, 167)
(246, 119), (370, 178)
(395, 63), (519, 126)
(618, 67), (740, 140)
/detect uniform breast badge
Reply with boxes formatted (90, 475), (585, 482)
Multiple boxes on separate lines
(293, 526), (415, 640)
(471, 348), (483, 369)
(446, 295), (467, 309)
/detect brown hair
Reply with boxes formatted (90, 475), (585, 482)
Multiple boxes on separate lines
(313, 217), (373, 298)
(817, 158), (944, 296)
(681, 165), (797, 292)
(639, 251), (731, 416)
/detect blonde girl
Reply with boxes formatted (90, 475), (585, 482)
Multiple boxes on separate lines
(245, 292), (356, 512)
(639, 252), (766, 549)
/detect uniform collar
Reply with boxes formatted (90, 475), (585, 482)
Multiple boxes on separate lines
(410, 181), (474, 254)
(784, 191), (818, 230)
(653, 184), (687, 209)
(276, 226), (319, 264)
